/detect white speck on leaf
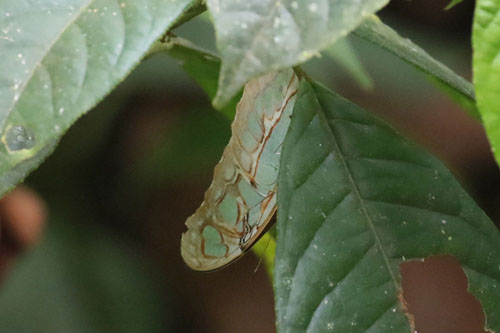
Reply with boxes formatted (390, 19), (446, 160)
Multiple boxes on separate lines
(273, 17), (281, 28)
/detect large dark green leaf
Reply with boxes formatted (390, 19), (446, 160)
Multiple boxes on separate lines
(275, 78), (500, 332)
(355, 16), (479, 120)
(473, 0), (500, 165)
(0, 0), (196, 197)
(206, 0), (389, 107)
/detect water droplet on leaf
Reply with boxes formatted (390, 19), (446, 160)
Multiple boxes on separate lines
(308, 3), (318, 12)
(3, 125), (36, 151)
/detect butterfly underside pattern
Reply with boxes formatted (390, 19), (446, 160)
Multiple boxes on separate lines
(181, 69), (299, 271)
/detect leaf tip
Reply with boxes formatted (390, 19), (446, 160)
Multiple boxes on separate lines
(212, 83), (240, 110)
(445, 0), (463, 10)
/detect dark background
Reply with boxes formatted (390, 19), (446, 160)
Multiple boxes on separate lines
(0, 0), (494, 332)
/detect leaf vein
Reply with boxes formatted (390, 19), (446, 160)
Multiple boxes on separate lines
(305, 243), (376, 332)
(310, 82), (401, 296)
(364, 300), (400, 332)
(3, 0), (95, 129)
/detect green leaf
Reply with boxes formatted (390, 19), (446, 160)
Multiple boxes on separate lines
(0, 0), (196, 197)
(164, 38), (241, 118)
(473, 0), (500, 165)
(354, 16), (479, 120)
(445, 0), (464, 10)
(427, 75), (479, 117)
(206, 0), (389, 107)
(275, 79), (500, 332)
(324, 38), (374, 91)
(252, 233), (278, 280)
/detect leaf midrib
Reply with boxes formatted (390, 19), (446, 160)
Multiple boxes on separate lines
(310, 82), (400, 291)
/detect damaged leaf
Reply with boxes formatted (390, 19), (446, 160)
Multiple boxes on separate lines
(275, 78), (500, 332)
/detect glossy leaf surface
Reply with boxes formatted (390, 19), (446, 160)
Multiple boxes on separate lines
(275, 79), (500, 332)
(0, 0), (195, 196)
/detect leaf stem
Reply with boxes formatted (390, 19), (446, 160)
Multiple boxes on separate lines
(170, 0), (207, 31)
(143, 0), (207, 60)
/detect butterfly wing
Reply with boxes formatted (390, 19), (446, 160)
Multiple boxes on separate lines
(181, 69), (299, 271)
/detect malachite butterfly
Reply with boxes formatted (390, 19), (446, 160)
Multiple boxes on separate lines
(181, 69), (299, 271)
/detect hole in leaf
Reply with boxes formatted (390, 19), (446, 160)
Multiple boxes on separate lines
(400, 255), (486, 333)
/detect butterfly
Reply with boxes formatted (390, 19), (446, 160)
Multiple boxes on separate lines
(181, 69), (299, 271)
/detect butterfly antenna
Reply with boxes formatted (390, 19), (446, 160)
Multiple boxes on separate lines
(251, 234), (273, 279)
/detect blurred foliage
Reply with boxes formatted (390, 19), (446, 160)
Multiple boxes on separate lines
(323, 38), (374, 91)
(0, 2), (496, 332)
(446, 0), (464, 10)
(355, 16), (478, 120)
(0, 214), (172, 333)
(473, 0), (500, 166)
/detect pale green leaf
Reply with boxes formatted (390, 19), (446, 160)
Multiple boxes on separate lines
(163, 38), (241, 118)
(253, 233), (277, 280)
(473, 0), (500, 164)
(324, 38), (374, 90)
(207, 0), (389, 107)
(446, 0), (464, 10)
(355, 16), (479, 120)
(0, 0), (196, 196)
(275, 78), (500, 332)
